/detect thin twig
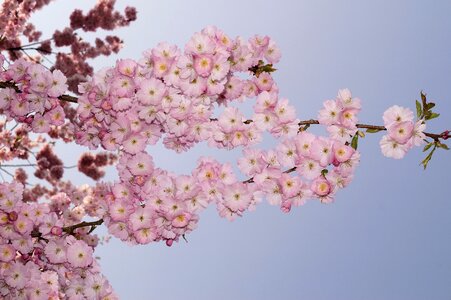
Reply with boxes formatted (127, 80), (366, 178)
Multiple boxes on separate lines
(30, 219), (105, 242)
(0, 163), (37, 167)
(6, 38), (54, 49)
(0, 166), (15, 178)
(297, 119), (444, 140)
(0, 81), (78, 103)
(62, 219), (104, 235)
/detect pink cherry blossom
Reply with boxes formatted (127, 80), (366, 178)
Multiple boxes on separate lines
(67, 239), (93, 268)
(380, 135), (409, 159)
(388, 121), (414, 144)
(127, 152), (154, 176)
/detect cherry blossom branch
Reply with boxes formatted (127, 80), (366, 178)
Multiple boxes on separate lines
(0, 80), (78, 103)
(243, 166), (297, 184)
(7, 45), (53, 54)
(62, 219), (104, 235)
(297, 119), (448, 141)
(0, 80), (448, 140)
(30, 229), (49, 243)
(30, 219), (104, 241)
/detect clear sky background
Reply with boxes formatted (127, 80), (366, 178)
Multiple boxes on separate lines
(31, 1), (451, 299)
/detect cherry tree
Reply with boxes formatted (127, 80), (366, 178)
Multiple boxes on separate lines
(0, 1), (449, 299)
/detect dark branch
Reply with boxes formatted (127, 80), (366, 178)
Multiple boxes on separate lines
(0, 81), (78, 103)
(62, 219), (104, 235)
(30, 219), (104, 242)
(298, 119), (445, 141)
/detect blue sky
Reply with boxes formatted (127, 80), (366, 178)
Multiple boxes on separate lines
(31, 1), (451, 299)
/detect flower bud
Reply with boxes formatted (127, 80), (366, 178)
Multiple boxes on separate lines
(7, 211), (18, 222)
(134, 175), (145, 186)
(281, 200), (291, 213)
(51, 226), (63, 236)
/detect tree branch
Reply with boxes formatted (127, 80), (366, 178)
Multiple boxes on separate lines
(30, 219), (104, 241)
(0, 81), (78, 103)
(62, 219), (104, 235)
(297, 119), (446, 141)
(0, 81), (448, 139)
(5, 38), (54, 50)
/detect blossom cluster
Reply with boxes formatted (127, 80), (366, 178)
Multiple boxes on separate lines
(380, 105), (426, 159)
(94, 122), (360, 246)
(0, 25), (441, 299)
(0, 0), (137, 93)
(318, 89), (361, 143)
(75, 26), (281, 154)
(0, 0), (50, 43)
(78, 152), (117, 181)
(0, 121), (40, 163)
(0, 182), (117, 299)
(239, 131), (360, 210)
(1, 28), (362, 245)
(0, 57), (68, 133)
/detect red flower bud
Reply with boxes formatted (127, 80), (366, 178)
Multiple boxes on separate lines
(8, 211), (18, 222)
(51, 226), (63, 236)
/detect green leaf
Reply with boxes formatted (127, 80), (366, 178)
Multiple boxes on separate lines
(423, 142), (434, 152)
(248, 60), (277, 77)
(262, 64), (277, 73)
(415, 100), (422, 118)
(321, 169), (329, 176)
(426, 102), (436, 110)
(366, 128), (383, 133)
(421, 91), (427, 105)
(357, 130), (365, 138)
(425, 112), (440, 120)
(437, 142), (449, 150)
(421, 151), (433, 169)
(351, 134), (359, 150)
(420, 145), (436, 170)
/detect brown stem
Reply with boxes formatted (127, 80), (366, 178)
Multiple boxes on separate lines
(30, 229), (49, 242)
(298, 119), (444, 141)
(5, 38), (54, 50)
(30, 219), (104, 241)
(242, 166), (297, 184)
(0, 81), (78, 103)
(62, 219), (104, 235)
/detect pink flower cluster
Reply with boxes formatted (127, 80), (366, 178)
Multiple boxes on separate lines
(0, 0), (138, 93)
(238, 130), (360, 211)
(75, 26), (281, 153)
(0, 22), (443, 298)
(69, 28), (360, 242)
(0, 57), (68, 133)
(95, 116), (360, 245)
(380, 105), (426, 159)
(318, 89), (361, 142)
(1, 27), (364, 246)
(0, 0), (49, 43)
(0, 182), (117, 299)
(103, 153), (201, 244)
